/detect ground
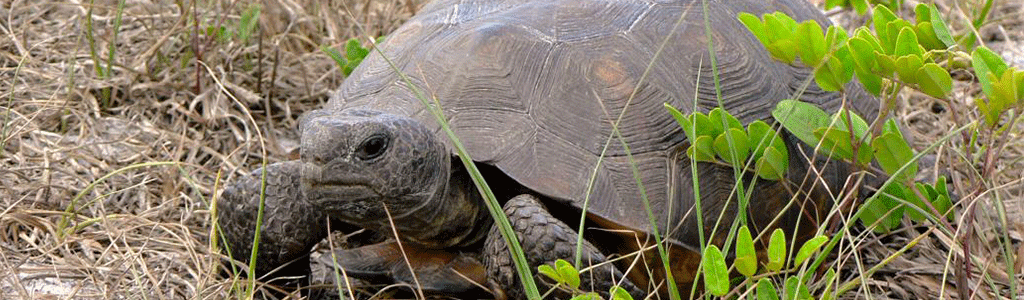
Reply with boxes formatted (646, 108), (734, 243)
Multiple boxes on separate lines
(0, 0), (1021, 299)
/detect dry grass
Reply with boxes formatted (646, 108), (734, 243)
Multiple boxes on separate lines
(1, 0), (416, 298)
(0, 0), (1021, 299)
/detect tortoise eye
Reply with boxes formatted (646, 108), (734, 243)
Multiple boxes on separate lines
(356, 134), (389, 161)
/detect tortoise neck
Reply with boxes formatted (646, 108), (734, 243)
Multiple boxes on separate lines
(391, 158), (492, 249)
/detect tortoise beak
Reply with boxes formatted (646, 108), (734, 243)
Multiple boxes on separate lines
(301, 163), (382, 212)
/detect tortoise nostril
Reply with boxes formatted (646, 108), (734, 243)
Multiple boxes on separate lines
(356, 134), (389, 161)
(300, 146), (326, 165)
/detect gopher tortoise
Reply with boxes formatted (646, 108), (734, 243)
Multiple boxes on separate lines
(217, 0), (876, 298)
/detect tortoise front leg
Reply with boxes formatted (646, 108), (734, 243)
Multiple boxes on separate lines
(484, 194), (645, 299)
(217, 160), (328, 293)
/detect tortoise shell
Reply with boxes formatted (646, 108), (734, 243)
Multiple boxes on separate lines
(327, 0), (874, 253)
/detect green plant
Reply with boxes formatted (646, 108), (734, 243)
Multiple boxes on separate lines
(732, 3), (1021, 299)
(734, 3), (1022, 233)
(84, 0), (128, 107)
(699, 227), (828, 298)
(667, 107), (790, 181)
(322, 37), (379, 76)
(537, 259), (635, 300)
(823, 0), (898, 15)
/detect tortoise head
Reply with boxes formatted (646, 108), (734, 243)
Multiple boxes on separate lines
(299, 108), (457, 244)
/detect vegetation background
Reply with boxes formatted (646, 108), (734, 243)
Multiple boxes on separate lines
(0, 0), (1021, 298)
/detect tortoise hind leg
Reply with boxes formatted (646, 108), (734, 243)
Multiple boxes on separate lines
(484, 194), (645, 299)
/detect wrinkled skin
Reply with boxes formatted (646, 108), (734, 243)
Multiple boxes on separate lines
(299, 109), (490, 249)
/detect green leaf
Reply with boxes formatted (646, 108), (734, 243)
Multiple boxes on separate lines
(538, 264), (562, 285)
(973, 46), (1008, 97)
(610, 286), (634, 300)
(747, 120), (789, 178)
(1014, 70), (1024, 103)
(666, 105), (712, 142)
(929, 176), (954, 221)
(764, 13), (799, 64)
(859, 185), (906, 233)
(555, 259), (580, 290)
(824, 25), (854, 84)
(756, 147), (788, 180)
(344, 38), (367, 61)
(571, 293), (601, 300)
(914, 4), (931, 24)
(735, 226), (758, 277)
(765, 12), (799, 36)
(854, 68), (884, 96)
(995, 68), (1024, 106)
(872, 132), (918, 183)
(895, 55), (924, 84)
(914, 22), (945, 50)
(738, 13), (769, 46)
(793, 236), (828, 267)
(906, 183), (934, 221)
(814, 127), (872, 165)
(916, 63), (952, 98)
(975, 96), (1001, 126)
(714, 128), (750, 166)
(832, 109), (870, 140)
(872, 5), (898, 54)
(747, 120), (771, 158)
(875, 52), (897, 77)
(709, 107), (744, 132)
(767, 228), (787, 271)
(850, 0), (868, 14)
(824, 0), (844, 9)
(881, 118), (904, 139)
(768, 40), (800, 64)
(932, 194), (953, 220)
(820, 268), (838, 300)
(926, 4), (956, 47)
(814, 58), (846, 92)
(889, 20), (918, 56)
(919, 181), (940, 200)
(912, 2), (957, 49)
(854, 27), (884, 51)
(848, 37), (881, 73)
(796, 21), (827, 67)
(235, 4), (260, 44)
(702, 245), (730, 296)
(688, 135), (717, 162)
(757, 278), (781, 300)
(343, 38), (371, 76)
(320, 45), (347, 70)
(772, 99), (831, 148)
(935, 175), (949, 196)
(691, 113), (714, 139)
(977, 69), (1023, 125)
(784, 276), (812, 300)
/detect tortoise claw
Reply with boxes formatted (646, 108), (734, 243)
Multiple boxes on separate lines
(322, 241), (500, 298)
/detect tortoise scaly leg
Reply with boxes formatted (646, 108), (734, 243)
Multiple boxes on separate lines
(484, 194), (644, 299)
(217, 161), (328, 295)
